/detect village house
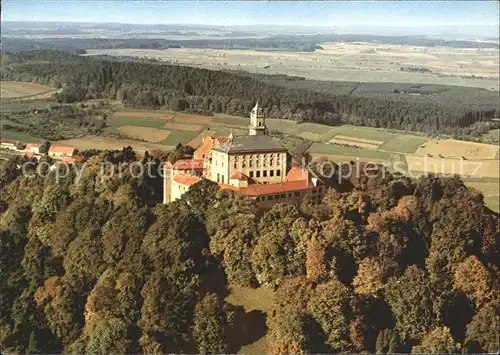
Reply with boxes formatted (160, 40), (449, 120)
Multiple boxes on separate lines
(25, 143), (41, 154)
(164, 103), (325, 207)
(1, 139), (19, 150)
(48, 145), (75, 158)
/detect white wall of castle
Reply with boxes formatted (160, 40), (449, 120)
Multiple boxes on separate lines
(210, 150), (288, 185)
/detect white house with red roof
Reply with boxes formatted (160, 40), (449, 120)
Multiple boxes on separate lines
(25, 143), (41, 154)
(0, 139), (18, 150)
(48, 145), (75, 158)
(164, 103), (325, 207)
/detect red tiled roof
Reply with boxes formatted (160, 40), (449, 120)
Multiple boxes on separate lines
(173, 174), (202, 186)
(63, 156), (85, 164)
(25, 143), (41, 149)
(173, 159), (203, 170)
(193, 136), (231, 160)
(230, 172), (249, 180)
(216, 137), (232, 143)
(49, 145), (75, 154)
(1, 139), (18, 145)
(284, 166), (309, 182)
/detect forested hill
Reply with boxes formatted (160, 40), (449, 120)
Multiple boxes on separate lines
(2, 50), (499, 137)
(1, 150), (499, 353)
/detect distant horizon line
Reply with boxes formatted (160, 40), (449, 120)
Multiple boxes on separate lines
(1, 20), (498, 28)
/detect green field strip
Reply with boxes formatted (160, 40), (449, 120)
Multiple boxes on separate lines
(3, 89), (58, 100)
(483, 195), (500, 212)
(160, 130), (200, 146)
(108, 115), (168, 129)
(380, 135), (428, 153)
(0, 100), (55, 112)
(309, 142), (390, 160)
(1, 129), (42, 143)
(213, 114), (250, 126)
(114, 107), (177, 114)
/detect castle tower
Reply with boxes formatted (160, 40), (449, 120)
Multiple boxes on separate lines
(249, 102), (267, 136)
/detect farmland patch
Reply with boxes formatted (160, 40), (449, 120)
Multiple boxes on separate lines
(1, 81), (57, 99)
(415, 139), (499, 160)
(117, 125), (171, 142)
(329, 136), (383, 149)
(55, 136), (174, 153)
(163, 122), (203, 131)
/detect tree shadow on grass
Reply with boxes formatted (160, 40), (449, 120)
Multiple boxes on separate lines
(227, 307), (268, 353)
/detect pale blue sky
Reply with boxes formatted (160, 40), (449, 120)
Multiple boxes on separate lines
(2, 1), (499, 27)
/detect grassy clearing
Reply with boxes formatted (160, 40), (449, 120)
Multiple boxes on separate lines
(1, 81), (56, 99)
(225, 286), (275, 355)
(225, 286), (275, 313)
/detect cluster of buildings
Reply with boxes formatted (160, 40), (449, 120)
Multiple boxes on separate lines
(0, 139), (80, 163)
(164, 103), (326, 208)
(3, 103), (327, 209)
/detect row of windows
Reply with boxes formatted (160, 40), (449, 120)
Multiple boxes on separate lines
(255, 191), (302, 201)
(255, 188), (325, 203)
(234, 160), (281, 168)
(233, 153), (281, 160)
(249, 170), (281, 178)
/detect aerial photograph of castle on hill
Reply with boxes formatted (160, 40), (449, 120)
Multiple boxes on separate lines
(1, 1), (499, 354)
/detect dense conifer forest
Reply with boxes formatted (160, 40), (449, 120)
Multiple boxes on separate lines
(2, 51), (498, 139)
(1, 148), (498, 353)
(2, 34), (498, 53)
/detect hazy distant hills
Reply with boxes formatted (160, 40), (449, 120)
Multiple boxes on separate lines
(0, 21), (497, 54)
(1, 21), (498, 42)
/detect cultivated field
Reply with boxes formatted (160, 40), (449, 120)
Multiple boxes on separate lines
(86, 43), (500, 90)
(1, 81), (58, 100)
(164, 122), (203, 131)
(329, 136), (383, 150)
(406, 155), (499, 179)
(55, 136), (175, 153)
(117, 125), (171, 142)
(463, 178), (500, 212)
(415, 139), (500, 160)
